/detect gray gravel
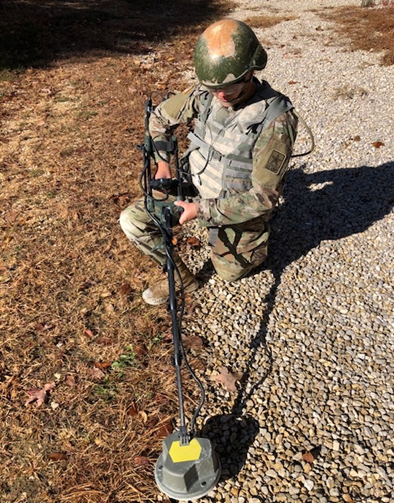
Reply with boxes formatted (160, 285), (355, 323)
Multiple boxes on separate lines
(165, 1), (394, 502)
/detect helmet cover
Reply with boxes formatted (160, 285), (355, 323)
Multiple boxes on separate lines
(194, 19), (267, 88)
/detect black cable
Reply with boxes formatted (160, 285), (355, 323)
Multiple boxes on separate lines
(139, 107), (207, 437)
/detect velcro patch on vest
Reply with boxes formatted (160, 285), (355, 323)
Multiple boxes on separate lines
(266, 149), (286, 175)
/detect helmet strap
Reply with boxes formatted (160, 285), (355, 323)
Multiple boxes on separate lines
(228, 72), (255, 107)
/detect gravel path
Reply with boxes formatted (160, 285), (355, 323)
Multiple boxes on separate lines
(170, 1), (394, 502)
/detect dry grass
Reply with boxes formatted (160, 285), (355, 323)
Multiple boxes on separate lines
(0, 56), (207, 499)
(1, 2), (393, 502)
(322, 5), (394, 65)
(243, 14), (297, 29)
(0, 1), (225, 501)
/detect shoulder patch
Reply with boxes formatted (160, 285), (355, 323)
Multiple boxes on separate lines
(266, 149), (286, 175)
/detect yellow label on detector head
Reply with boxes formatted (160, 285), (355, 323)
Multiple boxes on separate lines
(169, 438), (202, 463)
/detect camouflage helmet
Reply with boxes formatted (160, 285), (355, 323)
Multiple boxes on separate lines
(194, 19), (267, 88)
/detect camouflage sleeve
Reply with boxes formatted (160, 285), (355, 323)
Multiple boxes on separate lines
(148, 86), (202, 162)
(195, 109), (298, 226)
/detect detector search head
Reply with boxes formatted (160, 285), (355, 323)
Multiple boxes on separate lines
(155, 432), (221, 501)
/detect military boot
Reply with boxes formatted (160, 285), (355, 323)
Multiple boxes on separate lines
(142, 260), (200, 306)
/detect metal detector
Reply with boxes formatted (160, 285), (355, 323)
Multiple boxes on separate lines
(138, 94), (221, 500)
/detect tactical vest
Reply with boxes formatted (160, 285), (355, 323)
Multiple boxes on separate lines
(186, 81), (294, 199)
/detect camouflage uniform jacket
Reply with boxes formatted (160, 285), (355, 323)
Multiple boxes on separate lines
(149, 79), (298, 229)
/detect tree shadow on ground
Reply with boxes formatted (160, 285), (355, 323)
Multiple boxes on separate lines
(0, 0), (230, 70)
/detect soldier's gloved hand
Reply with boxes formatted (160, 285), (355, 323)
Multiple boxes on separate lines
(155, 160), (171, 180)
(174, 201), (197, 225)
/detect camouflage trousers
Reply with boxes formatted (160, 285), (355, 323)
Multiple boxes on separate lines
(119, 195), (270, 282)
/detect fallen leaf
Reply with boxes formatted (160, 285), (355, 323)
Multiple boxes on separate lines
(134, 344), (147, 357)
(181, 334), (204, 350)
(105, 303), (115, 314)
(64, 375), (76, 387)
(185, 300), (200, 316)
(48, 452), (68, 461)
(119, 283), (132, 296)
(131, 275), (144, 288)
(25, 382), (55, 407)
(343, 495), (356, 503)
(4, 211), (20, 225)
(211, 367), (242, 392)
(372, 141), (384, 148)
(163, 330), (175, 342)
(185, 236), (201, 248)
(111, 192), (131, 206)
(94, 362), (111, 370)
(138, 411), (148, 423)
(84, 329), (94, 338)
(100, 290), (112, 298)
(134, 456), (150, 467)
(78, 280), (96, 291)
(103, 239), (115, 253)
(157, 420), (173, 438)
(96, 337), (113, 346)
(147, 416), (159, 429)
(34, 323), (54, 332)
(128, 402), (138, 416)
(89, 367), (105, 380)
(40, 87), (54, 95)
(302, 451), (315, 463)
(154, 393), (168, 405)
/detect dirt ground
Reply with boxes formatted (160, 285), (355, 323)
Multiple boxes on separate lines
(0, 1), (393, 502)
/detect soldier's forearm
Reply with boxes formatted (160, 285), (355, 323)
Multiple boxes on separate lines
(195, 186), (278, 227)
